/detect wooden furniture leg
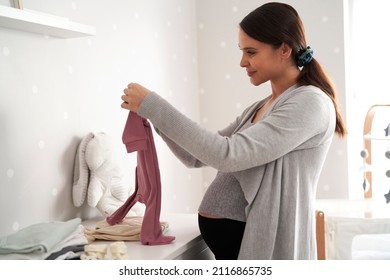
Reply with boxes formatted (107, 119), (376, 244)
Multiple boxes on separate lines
(316, 210), (326, 260)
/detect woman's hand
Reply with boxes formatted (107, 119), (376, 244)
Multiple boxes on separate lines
(121, 83), (150, 112)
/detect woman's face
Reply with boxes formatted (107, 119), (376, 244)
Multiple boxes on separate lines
(238, 29), (284, 86)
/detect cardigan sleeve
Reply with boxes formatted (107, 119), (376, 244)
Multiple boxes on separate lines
(154, 128), (206, 168)
(153, 112), (244, 168)
(138, 88), (334, 173)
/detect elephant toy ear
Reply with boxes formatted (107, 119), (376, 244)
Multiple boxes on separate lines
(72, 132), (95, 207)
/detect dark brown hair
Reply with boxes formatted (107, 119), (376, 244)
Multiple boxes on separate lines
(239, 2), (346, 137)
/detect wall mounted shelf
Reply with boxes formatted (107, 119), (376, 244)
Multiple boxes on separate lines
(0, 5), (96, 38)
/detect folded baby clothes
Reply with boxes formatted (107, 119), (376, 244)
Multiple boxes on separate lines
(0, 218), (81, 260)
(46, 244), (85, 260)
(83, 216), (169, 243)
(45, 224), (88, 260)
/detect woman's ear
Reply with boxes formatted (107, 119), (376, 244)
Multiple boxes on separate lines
(279, 43), (293, 60)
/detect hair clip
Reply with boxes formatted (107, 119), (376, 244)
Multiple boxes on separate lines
(296, 46), (314, 67)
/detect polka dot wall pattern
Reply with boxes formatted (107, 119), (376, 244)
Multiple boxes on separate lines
(2, 46), (10, 56)
(317, 6), (345, 196)
(0, 0), (200, 236)
(7, 169), (14, 179)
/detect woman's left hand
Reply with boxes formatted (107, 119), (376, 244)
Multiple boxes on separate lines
(121, 83), (150, 112)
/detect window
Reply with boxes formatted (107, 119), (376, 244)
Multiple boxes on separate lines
(346, 0), (390, 199)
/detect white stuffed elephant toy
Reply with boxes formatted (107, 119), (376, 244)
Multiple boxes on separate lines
(72, 132), (137, 217)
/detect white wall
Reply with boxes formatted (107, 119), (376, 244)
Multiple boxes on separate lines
(0, 0), (351, 238)
(0, 0), (202, 237)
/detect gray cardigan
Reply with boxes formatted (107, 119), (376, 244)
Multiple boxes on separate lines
(137, 85), (336, 259)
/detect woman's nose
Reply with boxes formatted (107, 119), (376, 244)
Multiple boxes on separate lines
(240, 55), (248, 68)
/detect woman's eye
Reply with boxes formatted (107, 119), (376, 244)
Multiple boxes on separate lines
(246, 51), (256, 57)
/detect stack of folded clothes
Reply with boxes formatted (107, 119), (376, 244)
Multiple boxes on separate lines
(0, 218), (88, 260)
(83, 216), (169, 243)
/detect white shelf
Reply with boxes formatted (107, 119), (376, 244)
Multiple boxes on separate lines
(82, 213), (213, 260)
(0, 5), (96, 38)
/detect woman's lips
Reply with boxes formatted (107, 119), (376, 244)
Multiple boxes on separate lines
(247, 70), (256, 77)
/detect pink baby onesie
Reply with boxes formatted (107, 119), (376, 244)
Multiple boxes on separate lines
(106, 111), (175, 245)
